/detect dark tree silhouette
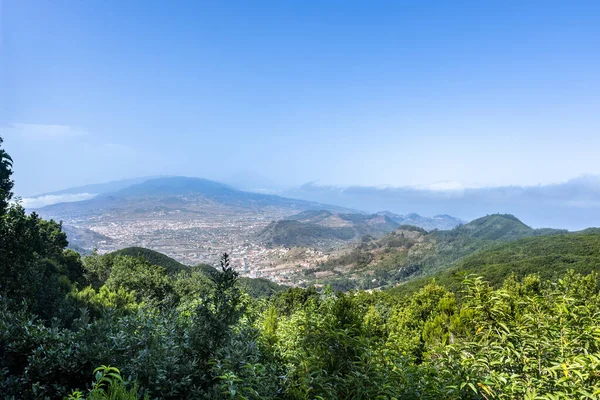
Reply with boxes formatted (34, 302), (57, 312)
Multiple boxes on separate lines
(0, 136), (14, 214)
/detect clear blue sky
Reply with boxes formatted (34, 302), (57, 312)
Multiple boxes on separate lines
(2, 0), (600, 196)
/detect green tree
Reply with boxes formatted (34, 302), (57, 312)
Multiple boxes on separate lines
(105, 255), (178, 308)
(0, 136), (14, 214)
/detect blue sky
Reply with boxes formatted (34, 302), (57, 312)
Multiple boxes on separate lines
(2, 0), (600, 196)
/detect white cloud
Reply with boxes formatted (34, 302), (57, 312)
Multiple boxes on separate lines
(419, 181), (466, 191)
(21, 193), (97, 208)
(2, 123), (87, 139)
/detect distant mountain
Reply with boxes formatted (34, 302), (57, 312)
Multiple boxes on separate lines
(285, 209), (335, 224)
(288, 210), (399, 234)
(22, 177), (162, 208)
(448, 213), (531, 240)
(375, 211), (463, 231)
(34, 176), (160, 197)
(282, 176), (600, 230)
(257, 220), (357, 248)
(34, 176), (351, 222)
(258, 210), (401, 248)
(257, 210), (463, 249)
(295, 214), (568, 290)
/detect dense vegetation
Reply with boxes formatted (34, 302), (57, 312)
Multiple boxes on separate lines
(106, 247), (191, 274)
(392, 231), (600, 296)
(102, 247), (283, 299)
(298, 214), (568, 291)
(1, 137), (600, 399)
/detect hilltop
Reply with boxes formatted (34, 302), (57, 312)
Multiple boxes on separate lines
(258, 211), (400, 248)
(295, 214), (567, 290)
(290, 209), (462, 231)
(36, 176), (349, 221)
(257, 220), (357, 248)
(257, 210), (463, 249)
(107, 246), (191, 275)
(102, 246), (284, 297)
(444, 213), (533, 241)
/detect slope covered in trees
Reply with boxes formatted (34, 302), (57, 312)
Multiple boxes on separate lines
(106, 246), (284, 298)
(392, 231), (600, 296)
(107, 247), (190, 274)
(297, 214), (568, 290)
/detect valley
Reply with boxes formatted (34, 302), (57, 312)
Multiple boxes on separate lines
(34, 177), (587, 292)
(33, 176), (467, 286)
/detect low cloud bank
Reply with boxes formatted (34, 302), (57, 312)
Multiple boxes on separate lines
(22, 193), (97, 209)
(283, 176), (600, 230)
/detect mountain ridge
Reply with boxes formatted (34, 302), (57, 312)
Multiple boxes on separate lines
(34, 176), (355, 221)
(257, 209), (464, 249)
(294, 214), (568, 290)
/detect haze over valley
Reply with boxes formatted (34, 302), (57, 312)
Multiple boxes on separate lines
(31, 176), (467, 285)
(27, 173), (599, 289)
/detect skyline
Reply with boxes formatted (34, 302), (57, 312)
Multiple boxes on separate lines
(18, 173), (600, 231)
(2, 1), (600, 196)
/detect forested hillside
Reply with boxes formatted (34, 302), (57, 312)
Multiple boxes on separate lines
(108, 247), (191, 274)
(105, 247), (284, 298)
(1, 137), (600, 399)
(259, 210), (463, 249)
(297, 214), (568, 290)
(392, 231), (600, 296)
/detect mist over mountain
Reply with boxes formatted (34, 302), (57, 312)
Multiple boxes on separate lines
(375, 211), (464, 231)
(23, 174), (600, 231)
(36, 176), (161, 197)
(224, 170), (281, 193)
(281, 176), (600, 230)
(30, 176), (359, 262)
(33, 176), (351, 221)
(22, 176), (161, 208)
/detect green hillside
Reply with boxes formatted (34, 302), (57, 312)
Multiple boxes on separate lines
(258, 220), (356, 247)
(297, 214), (567, 290)
(286, 209), (334, 223)
(449, 213), (532, 240)
(392, 231), (600, 296)
(108, 247), (190, 275)
(106, 246), (284, 297)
